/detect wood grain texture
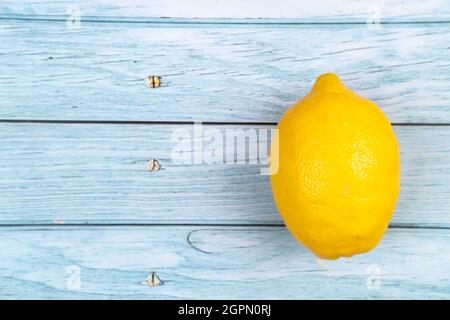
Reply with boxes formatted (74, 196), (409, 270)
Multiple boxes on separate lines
(0, 226), (449, 299)
(1, 20), (450, 123)
(1, 1), (450, 300)
(1, 0), (450, 21)
(0, 124), (448, 227)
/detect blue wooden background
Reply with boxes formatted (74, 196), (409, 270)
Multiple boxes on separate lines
(0, 0), (449, 299)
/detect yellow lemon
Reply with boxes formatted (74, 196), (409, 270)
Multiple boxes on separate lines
(270, 73), (400, 259)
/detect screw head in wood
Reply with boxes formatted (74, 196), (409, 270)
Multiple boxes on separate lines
(145, 75), (161, 88)
(145, 272), (163, 287)
(146, 159), (161, 172)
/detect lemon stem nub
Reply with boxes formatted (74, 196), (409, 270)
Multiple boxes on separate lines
(312, 73), (348, 93)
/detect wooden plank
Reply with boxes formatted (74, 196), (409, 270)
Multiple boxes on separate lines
(0, 226), (449, 299)
(0, 124), (448, 227)
(1, 0), (449, 21)
(1, 21), (450, 123)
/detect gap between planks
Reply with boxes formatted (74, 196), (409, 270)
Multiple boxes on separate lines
(2, 15), (450, 25)
(0, 223), (448, 230)
(0, 119), (450, 126)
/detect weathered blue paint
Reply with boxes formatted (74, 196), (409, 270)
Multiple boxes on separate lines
(0, 226), (449, 299)
(0, 1), (449, 299)
(0, 124), (448, 228)
(1, 0), (450, 22)
(0, 20), (449, 123)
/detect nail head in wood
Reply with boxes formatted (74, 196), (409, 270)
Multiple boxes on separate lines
(146, 159), (161, 172)
(145, 272), (163, 287)
(145, 75), (161, 88)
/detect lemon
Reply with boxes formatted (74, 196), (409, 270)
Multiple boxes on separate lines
(270, 73), (400, 259)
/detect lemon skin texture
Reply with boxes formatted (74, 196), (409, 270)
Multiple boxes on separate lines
(270, 73), (400, 260)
